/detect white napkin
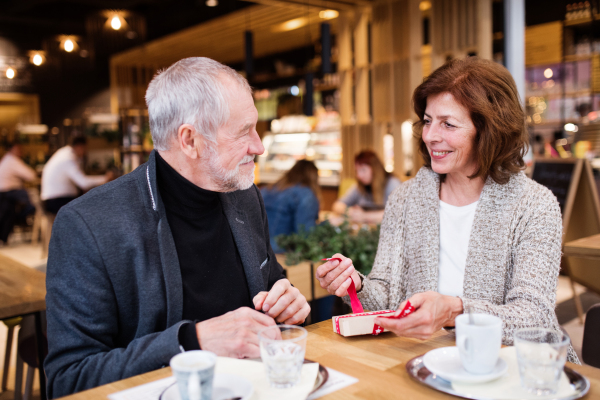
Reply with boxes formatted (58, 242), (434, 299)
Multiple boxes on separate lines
(452, 347), (575, 400)
(215, 357), (320, 400)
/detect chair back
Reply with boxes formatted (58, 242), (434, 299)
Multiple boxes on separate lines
(583, 303), (600, 368)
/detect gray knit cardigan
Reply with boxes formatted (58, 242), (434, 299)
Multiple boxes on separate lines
(355, 166), (579, 363)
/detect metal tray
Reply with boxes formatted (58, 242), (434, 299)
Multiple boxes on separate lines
(405, 355), (590, 400)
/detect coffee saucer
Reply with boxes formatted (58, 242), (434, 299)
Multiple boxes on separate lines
(160, 373), (253, 400)
(423, 346), (508, 384)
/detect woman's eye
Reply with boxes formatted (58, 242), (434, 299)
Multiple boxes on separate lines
(423, 119), (431, 125)
(444, 122), (455, 128)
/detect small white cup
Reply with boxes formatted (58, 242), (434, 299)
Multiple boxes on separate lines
(455, 313), (502, 375)
(170, 350), (217, 400)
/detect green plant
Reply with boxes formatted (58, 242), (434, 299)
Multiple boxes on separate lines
(276, 219), (380, 275)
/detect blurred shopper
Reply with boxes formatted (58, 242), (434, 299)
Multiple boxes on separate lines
(41, 136), (110, 214)
(261, 159), (320, 252)
(332, 150), (401, 224)
(0, 142), (37, 242)
(45, 57), (309, 398)
(316, 57), (578, 363)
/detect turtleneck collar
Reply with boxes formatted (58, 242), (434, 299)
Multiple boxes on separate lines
(155, 152), (219, 216)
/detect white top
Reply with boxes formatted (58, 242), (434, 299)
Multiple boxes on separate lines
(437, 200), (479, 297)
(41, 146), (107, 200)
(0, 152), (37, 191)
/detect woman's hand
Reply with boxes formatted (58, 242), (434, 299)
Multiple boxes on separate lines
(374, 291), (463, 340)
(347, 205), (365, 222)
(316, 254), (361, 297)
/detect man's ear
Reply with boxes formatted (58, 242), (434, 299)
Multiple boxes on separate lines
(178, 124), (203, 159)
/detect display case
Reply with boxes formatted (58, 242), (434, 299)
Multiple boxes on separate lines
(258, 114), (342, 187)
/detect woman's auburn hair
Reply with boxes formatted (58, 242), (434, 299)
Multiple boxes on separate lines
(354, 150), (391, 206)
(272, 159), (321, 201)
(412, 57), (528, 185)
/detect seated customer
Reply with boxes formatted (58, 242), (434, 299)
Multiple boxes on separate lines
(0, 142), (37, 242)
(41, 136), (111, 214)
(332, 150), (401, 224)
(316, 57), (578, 363)
(261, 159), (320, 252)
(45, 57), (310, 397)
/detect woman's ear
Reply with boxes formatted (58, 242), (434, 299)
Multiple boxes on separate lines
(178, 124), (204, 160)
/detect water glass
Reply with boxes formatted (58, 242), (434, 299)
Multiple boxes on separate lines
(170, 350), (217, 400)
(514, 328), (570, 395)
(258, 325), (307, 388)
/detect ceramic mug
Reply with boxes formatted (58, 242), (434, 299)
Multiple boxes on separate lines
(455, 313), (502, 374)
(170, 350), (217, 400)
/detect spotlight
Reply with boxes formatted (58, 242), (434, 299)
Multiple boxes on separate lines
(206, 0), (218, 6)
(64, 39), (74, 52)
(111, 16), (122, 30)
(319, 10), (339, 19)
(5, 68), (15, 79)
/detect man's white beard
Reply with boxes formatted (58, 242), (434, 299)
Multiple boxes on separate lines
(204, 144), (255, 192)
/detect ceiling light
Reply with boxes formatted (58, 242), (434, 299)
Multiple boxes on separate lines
(206, 0), (218, 6)
(111, 16), (122, 30)
(29, 51), (45, 66)
(544, 68), (553, 79)
(419, 1), (432, 11)
(275, 17), (308, 32)
(5, 68), (15, 79)
(64, 39), (74, 52)
(319, 10), (339, 19)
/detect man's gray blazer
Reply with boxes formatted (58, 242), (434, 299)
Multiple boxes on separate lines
(44, 150), (286, 398)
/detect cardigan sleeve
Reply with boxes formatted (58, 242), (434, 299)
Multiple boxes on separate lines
(349, 182), (410, 311)
(460, 188), (580, 364)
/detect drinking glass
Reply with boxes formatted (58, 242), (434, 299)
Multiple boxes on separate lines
(514, 328), (570, 395)
(258, 325), (307, 388)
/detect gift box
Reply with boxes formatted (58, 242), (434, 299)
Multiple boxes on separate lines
(321, 258), (415, 338)
(333, 310), (396, 336)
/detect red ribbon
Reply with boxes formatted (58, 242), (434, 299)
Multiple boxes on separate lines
(372, 300), (415, 335)
(321, 258), (364, 314)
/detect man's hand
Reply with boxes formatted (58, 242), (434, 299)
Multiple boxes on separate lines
(196, 307), (276, 358)
(373, 291), (463, 340)
(252, 279), (310, 325)
(315, 253), (361, 297)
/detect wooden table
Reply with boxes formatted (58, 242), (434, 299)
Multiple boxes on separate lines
(58, 319), (600, 400)
(565, 234), (600, 260)
(0, 253), (47, 400)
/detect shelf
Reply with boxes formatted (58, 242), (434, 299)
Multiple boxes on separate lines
(564, 54), (594, 62)
(565, 16), (593, 27)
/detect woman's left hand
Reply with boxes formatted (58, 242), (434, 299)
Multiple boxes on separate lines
(374, 291), (463, 340)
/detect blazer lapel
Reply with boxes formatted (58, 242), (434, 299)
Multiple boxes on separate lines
(146, 151), (184, 326)
(219, 191), (266, 298)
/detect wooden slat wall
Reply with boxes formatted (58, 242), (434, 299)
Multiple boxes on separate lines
(110, 4), (339, 110)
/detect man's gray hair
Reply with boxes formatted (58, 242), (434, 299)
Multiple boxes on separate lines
(145, 57), (251, 151)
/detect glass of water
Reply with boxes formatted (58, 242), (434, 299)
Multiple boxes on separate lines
(514, 328), (570, 395)
(258, 325), (307, 388)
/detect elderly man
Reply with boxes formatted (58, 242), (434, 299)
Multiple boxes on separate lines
(45, 58), (310, 397)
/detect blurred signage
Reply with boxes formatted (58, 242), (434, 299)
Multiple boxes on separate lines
(525, 22), (562, 66)
(16, 124), (48, 134)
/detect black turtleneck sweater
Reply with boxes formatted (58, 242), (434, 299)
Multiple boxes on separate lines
(155, 153), (253, 348)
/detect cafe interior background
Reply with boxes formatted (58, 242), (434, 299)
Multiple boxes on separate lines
(1, 0), (600, 397)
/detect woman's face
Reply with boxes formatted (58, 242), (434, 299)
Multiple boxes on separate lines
(422, 92), (478, 178)
(355, 163), (372, 185)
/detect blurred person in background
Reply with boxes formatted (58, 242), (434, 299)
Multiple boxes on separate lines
(332, 150), (401, 224)
(261, 159), (320, 252)
(41, 136), (112, 214)
(0, 142), (37, 242)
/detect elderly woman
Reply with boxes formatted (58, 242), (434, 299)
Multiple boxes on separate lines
(317, 57), (578, 362)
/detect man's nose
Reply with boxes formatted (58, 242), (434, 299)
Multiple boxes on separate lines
(249, 129), (264, 156)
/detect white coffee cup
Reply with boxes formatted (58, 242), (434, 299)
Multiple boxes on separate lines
(170, 350), (217, 400)
(455, 313), (502, 374)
